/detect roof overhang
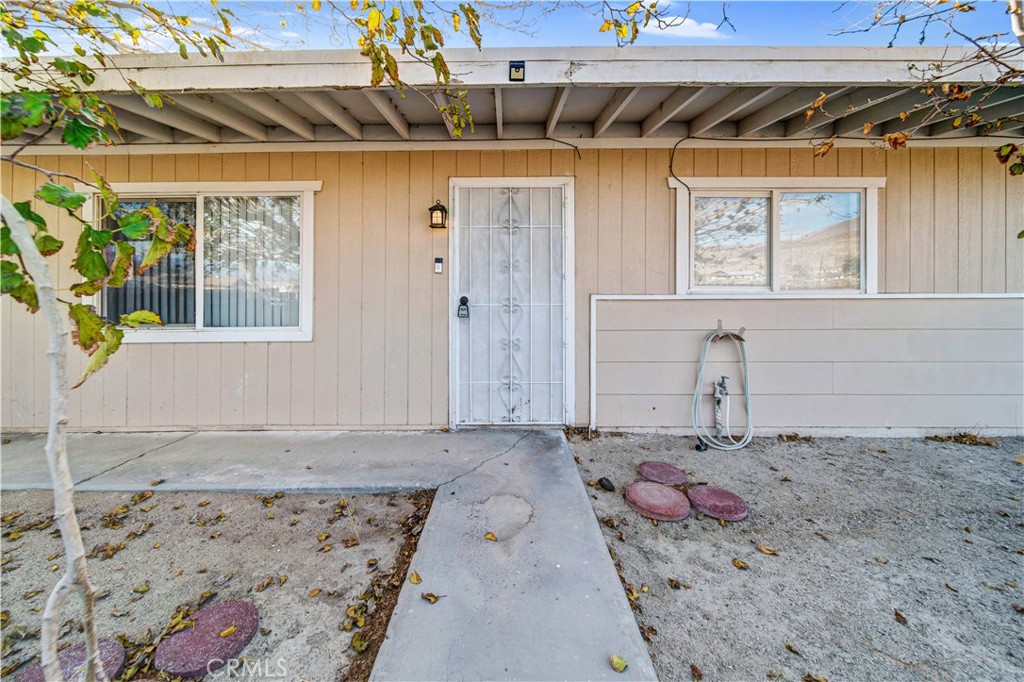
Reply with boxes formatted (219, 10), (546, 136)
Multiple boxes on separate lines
(4, 46), (1020, 154)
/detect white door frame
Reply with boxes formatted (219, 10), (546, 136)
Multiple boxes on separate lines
(448, 176), (576, 428)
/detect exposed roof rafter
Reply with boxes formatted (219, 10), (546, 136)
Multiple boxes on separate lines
(228, 92), (315, 141)
(295, 91), (363, 140)
(174, 94), (269, 141)
(928, 98), (1024, 137)
(434, 92), (456, 139)
(593, 87), (640, 138)
(546, 87), (573, 138)
(495, 87), (504, 140)
(785, 87), (909, 137)
(690, 87), (779, 137)
(364, 90), (410, 140)
(107, 94), (221, 142)
(109, 108), (176, 143)
(737, 87), (847, 137)
(641, 87), (704, 137)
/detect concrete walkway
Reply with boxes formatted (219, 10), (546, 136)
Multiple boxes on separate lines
(1, 429), (656, 680)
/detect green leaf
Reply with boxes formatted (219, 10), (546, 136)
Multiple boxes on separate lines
(1018, 228), (1024, 240)
(610, 654), (628, 673)
(74, 236), (109, 281)
(10, 279), (39, 312)
(138, 235), (174, 274)
(1, 261), (25, 293)
(117, 211), (152, 239)
(62, 117), (102, 149)
(34, 234), (63, 256)
(13, 202), (46, 229)
(68, 304), (105, 351)
(73, 325), (123, 388)
(1, 227), (19, 255)
(107, 241), (134, 287)
(120, 310), (163, 327)
(36, 183), (87, 210)
(70, 279), (105, 297)
(88, 229), (112, 250)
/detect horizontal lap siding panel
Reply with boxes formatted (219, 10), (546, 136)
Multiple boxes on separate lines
(597, 395), (1023, 429)
(598, 329), (1022, 363)
(598, 361), (832, 395)
(595, 297), (1024, 431)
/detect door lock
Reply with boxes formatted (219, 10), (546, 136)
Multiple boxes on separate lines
(457, 296), (470, 318)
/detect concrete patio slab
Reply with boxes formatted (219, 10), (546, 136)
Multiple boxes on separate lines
(1, 430), (526, 493)
(370, 430), (657, 681)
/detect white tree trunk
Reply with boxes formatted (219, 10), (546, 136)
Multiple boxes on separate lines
(1, 196), (106, 682)
(1010, 1), (1024, 47)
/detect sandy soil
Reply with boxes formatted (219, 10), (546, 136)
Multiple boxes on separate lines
(569, 433), (1024, 682)
(1, 488), (422, 681)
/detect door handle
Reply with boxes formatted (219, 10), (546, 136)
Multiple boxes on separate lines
(457, 296), (470, 318)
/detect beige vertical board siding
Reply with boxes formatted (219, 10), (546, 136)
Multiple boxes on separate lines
(313, 152), (341, 425)
(956, 148), (982, 292)
(5, 145), (1021, 433)
(621, 149), (647, 294)
(1, 156), (13, 427)
(982, 148), (1007, 292)
(594, 297), (1024, 431)
(1008, 167), (1024, 293)
(885, 150), (911, 292)
(289, 152), (318, 424)
(933, 148), (959, 293)
(338, 152), (365, 425)
(384, 151), (411, 425)
(360, 153), (387, 424)
(813, 144), (837, 176)
(195, 154), (223, 427)
(909, 149), (935, 293)
(575, 150), (600, 421)
(123, 156), (153, 428)
(862, 147), (887, 292)
(598, 149), (623, 294)
(646, 148), (673, 294)
(431, 151), (456, 425)
(479, 150), (504, 176)
(407, 151), (433, 425)
(262, 154), (290, 428)
(527, 149), (551, 176)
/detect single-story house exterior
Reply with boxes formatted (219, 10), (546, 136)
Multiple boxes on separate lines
(2, 47), (1022, 435)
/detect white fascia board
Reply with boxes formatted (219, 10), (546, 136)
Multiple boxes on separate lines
(20, 46), (1001, 94)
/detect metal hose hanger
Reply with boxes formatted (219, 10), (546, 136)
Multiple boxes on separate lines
(692, 321), (753, 451)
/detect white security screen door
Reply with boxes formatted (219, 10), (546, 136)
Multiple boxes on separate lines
(452, 180), (573, 426)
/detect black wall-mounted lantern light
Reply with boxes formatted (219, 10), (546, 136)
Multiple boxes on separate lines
(429, 200), (448, 229)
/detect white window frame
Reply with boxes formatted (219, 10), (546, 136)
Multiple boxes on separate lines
(77, 181), (321, 342)
(669, 177), (884, 296)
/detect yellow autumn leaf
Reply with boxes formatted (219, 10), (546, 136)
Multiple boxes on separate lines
(599, 19), (614, 32)
(318, 532), (331, 542)
(309, 588), (321, 597)
(756, 544), (778, 555)
(616, 22), (629, 39)
(219, 625), (236, 637)
(863, 122), (874, 135)
(367, 8), (383, 32)
(610, 653), (628, 673)
(484, 532), (497, 542)
(312, 0), (321, 9)
(452, 12), (460, 30)
(874, 556), (888, 564)
(421, 592), (439, 603)
(409, 570), (422, 584)
(198, 500), (210, 507)
(731, 557), (749, 570)
(626, 1), (642, 16)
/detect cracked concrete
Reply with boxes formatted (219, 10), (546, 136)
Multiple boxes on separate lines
(370, 430), (656, 681)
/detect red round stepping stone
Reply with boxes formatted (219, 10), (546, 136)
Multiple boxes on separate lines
(154, 600), (259, 677)
(16, 639), (125, 682)
(637, 461), (689, 486)
(624, 481), (691, 521)
(687, 485), (749, 521)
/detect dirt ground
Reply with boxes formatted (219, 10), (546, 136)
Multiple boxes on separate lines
(0, 488), (428, 681)
(570, 433), (1024, 682)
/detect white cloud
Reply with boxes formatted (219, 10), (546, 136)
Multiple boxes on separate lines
(641, 16), (728, 40)
(280, 31), (301, 39)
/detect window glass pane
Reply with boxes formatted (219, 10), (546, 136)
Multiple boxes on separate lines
(104, 199), (196, 326)
(204, 196), (301, 328)
(693, 196), (769, 287)
(779, 192), (861, 290)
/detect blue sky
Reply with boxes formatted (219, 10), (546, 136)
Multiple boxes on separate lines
(212, 1), (1015, 50)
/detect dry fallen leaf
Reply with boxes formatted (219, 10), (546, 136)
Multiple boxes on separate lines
(894, 609), (908, 625)
(319, 544), (332, 553)
(132, 582), (149, 594)
(409, 570), (422, 585)
(279, 575), (288, 585)
(874, 556), (888, 564)
(667, 578), (681, 590)
(318, 532), (331, 543)
(785, 643), (802, 657)
(421, 592), (440, 604)
(344, 537), (359, 548)
(803, 675), (828, 682)
(219, 625), (236, 638)
(610, 654), (628, 673)
(732, 558), (749, 570)
(756, 544), (778, 556)
(690, 663), (703, 681)
(484, 532), (497, 542)
(945, 583), (958, 593)
(815, 532), (830, 542)
(351, 631), (368, 654)
(198, 500), (210, 507)
(309, 589), (321, 597)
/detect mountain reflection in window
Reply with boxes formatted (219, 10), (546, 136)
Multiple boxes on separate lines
(779, 192), (860, 290)
(693, 196), (769, 287)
